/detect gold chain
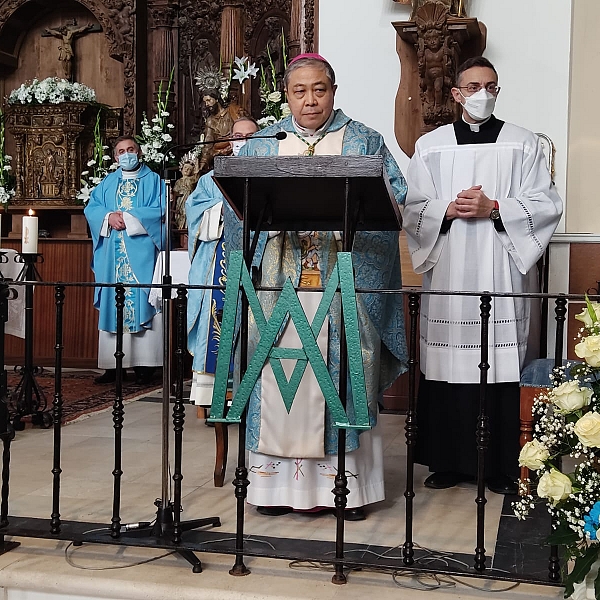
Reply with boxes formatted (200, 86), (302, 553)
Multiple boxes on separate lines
(292, 131), (328, 156)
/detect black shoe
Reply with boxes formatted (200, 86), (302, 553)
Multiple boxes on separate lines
(134, 366), (155, 385)
(344, 507), (366, 521)
(256, 506), (292, 516)
(424, 471), (466, 489)
(486, 475), (518, 495)
(94, 369), (116, 384)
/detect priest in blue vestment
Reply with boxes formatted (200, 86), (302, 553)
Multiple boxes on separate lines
(224, 54), (408, 520)
(186, 117), (259, 407)
(84, 136), (166, 385)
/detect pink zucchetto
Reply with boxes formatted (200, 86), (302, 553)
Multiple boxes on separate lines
(289, 53), (328, 65)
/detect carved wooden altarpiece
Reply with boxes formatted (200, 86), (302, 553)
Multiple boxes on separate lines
(6, 102), (119, 206)
(393, 1), (486, 157)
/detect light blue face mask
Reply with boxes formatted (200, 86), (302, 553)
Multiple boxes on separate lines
(118, 152), (140, 171)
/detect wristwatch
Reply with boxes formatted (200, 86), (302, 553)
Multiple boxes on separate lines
(489, 200), (501, 221)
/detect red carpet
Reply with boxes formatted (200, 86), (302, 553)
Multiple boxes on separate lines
(6, 370), (161, 425)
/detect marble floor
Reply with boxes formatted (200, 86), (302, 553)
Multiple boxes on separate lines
(0, 387), (565, 600)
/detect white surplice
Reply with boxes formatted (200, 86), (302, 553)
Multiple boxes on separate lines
(403, 122), (563, 384)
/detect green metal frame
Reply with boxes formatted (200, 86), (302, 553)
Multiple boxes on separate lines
(209, 250), (369, 430)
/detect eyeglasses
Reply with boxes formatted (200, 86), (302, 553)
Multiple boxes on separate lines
(457, 83), (501, 95)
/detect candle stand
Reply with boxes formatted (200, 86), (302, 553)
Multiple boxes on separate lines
(9, 253), (52, 431)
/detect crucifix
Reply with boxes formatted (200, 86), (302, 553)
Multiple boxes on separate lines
(42, 19), (102, 81)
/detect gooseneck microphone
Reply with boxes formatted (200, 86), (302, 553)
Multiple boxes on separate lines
(163, 131), (288, 158)
(193, 130), (288, 145)
(160, 131), (288, 179)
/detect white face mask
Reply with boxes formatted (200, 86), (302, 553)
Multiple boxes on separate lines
(460, 88), (497, 121)
(231, 140), (246, 156)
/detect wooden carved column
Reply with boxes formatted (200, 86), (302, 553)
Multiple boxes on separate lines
(149, 1), (178, 116)
(13, 134), (24, 200)
(220, 1), (245, 111)
(288, 0), (303, 58)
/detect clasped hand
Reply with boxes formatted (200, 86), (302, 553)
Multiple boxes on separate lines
(445, 185), (495, 219)
(108, 211), (126, 230)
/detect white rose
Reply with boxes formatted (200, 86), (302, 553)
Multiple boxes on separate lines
(281, 102), (291, 117)
(537, 469), (572, 506)
(574, 412), (600, 448)
(576, 303), (600, 329)
(575, 334), (600, 368)
(518, 439), (550, 471)
(268, 91), (281, 103)
(551, 380), (593, 413)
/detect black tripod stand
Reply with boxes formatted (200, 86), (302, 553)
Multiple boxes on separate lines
(9, 253), (52, 431)
(111, 171), (220, 572)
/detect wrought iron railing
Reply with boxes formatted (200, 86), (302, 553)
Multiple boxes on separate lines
(0, 278), (581, 588)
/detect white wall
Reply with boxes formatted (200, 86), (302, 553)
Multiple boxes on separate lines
(319, 0), (572, 220)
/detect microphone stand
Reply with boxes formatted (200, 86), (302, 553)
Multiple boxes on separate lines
(125, 151), (220, 573)
(125, 133), (287, 569)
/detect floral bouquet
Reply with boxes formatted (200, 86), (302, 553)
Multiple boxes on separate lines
(77, 110), (117, 204)
(0, 111), (14, 205)
(136, 69), (175, 172)
(257, 43), (290, 128)
(514, 296), (600, 598)
(7, 77), (96, 105)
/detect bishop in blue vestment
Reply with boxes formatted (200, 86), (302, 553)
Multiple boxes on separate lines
(224, 55), (408, 519)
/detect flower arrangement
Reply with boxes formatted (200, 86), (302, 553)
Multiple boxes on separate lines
(136, 69), (175, 172)
(232, 56), (258, 87)
(514, 296), (600, 598)
(0, 111), (14, 205)
(76, 110), (117, 204)
(7, 77), (96, 105)
(257, 41), (290, 128)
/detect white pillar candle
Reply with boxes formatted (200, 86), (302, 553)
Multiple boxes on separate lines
(22, 210), (38, 254)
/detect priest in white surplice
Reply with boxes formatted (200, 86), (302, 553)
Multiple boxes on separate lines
(403, 57), (562, 495)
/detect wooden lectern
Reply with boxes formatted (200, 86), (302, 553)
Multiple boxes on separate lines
(211, 154), (402, 583)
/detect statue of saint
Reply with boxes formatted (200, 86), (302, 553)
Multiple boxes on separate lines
(198, 90), (248, 173)
(172, 154), (199, 230)
(43, 20), (95, 80)
(419, 27), (452, 110)
(43, 148), (57, 183)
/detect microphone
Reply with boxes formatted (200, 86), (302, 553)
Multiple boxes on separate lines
(160, 132), (288, 178)
(191, 131), (287, 145)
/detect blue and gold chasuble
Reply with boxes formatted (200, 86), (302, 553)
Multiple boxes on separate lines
(84, 164), (166, 334)
(225, 109), (409, 455)
(186, 172), (228, 376)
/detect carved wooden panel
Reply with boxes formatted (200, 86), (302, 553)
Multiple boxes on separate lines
(393, 9), (486, 157)
(6, 102), (120, 206)
(2, 238), (98, 368)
